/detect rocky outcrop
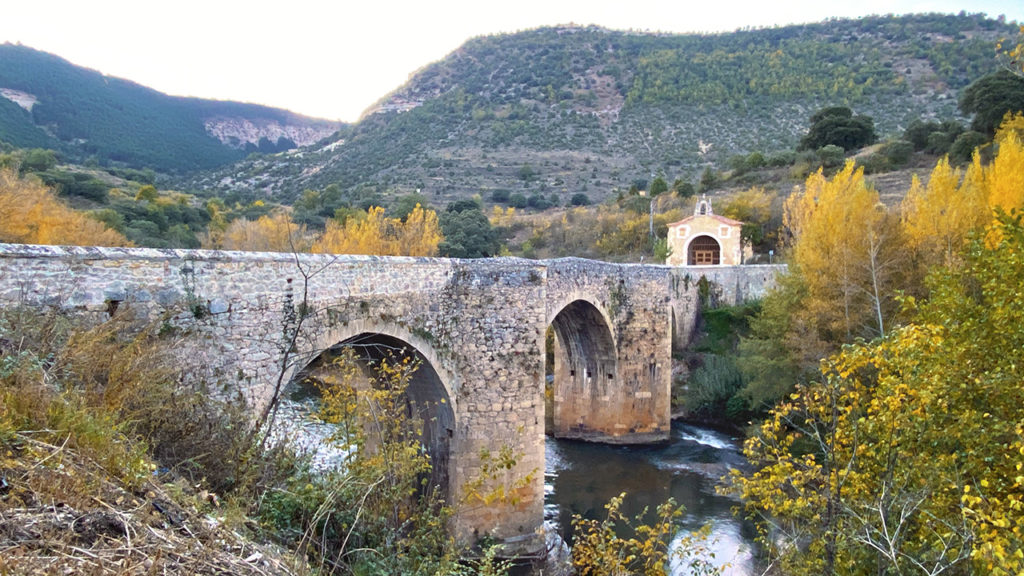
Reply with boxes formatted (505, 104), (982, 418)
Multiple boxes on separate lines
(0, 88), (38, 111)
(203, 117), (340, 149)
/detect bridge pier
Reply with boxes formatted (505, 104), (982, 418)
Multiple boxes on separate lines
(545, 260), (673, 444)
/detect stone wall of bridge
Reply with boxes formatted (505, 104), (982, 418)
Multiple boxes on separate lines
(0, 244), (548, 551)
(0, 243), (784, 554)
(667, 264), (786, 350)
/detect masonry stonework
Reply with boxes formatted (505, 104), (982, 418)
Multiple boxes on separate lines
(0, 243), (783, 553)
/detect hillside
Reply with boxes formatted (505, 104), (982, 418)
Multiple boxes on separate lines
(183, 13), (1017, 204)
(0, 44), (344, 174)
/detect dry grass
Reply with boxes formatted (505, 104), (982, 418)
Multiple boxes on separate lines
(0, 306), (309, 575)
(0, 433), (304, 575)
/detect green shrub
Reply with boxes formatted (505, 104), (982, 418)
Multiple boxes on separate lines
(685, 354), (744, 416)
(817, 144), (846, 168)
(950, 130), (989, 163)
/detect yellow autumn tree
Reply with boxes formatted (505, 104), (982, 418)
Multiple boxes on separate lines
(0, 168), (128, 247)
(984, 128), (1024, 215)
(994, 111), (1024, 145)
(395, 204), (442, 256)
(732, 211), (1024, 575)
(900, 157), (987, 267)
(721, 186), (773, 224)
(312, 205), (441, 257)
(489, 205), (516, 228)
(783, 161), (901, 340)
(219, 211), (309, 252)
(722, 186), (777, 251)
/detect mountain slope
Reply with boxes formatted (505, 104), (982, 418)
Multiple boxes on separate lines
(0, 44), (344, 174)
(186, 13), (1015, 204)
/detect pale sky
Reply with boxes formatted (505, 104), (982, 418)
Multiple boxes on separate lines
(1, 1), (1021, 122)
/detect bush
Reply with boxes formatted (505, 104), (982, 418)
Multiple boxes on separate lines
(766, 150), (797, 167)
(0, 303), (503, 574)
(925, 131), (955, 155)
(527, 193), (553, 210)
(860, 139), (914, 174)
(684, 354), (744, 416)
(950, 130), (989, 163)
(904, 119), (942, 151)
(571, 493), (719, 576)
(858, 154), (890, 175)
(36, 170), (110, 202)
(880, 139), (913, 166)
(817, 144), (846, 168)
(569, 192), (590, 206)
(490, 189), (511, 203)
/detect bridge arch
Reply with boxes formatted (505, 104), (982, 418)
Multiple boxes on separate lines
(290, 321), (457, 499)
(546, 298), (620, 440)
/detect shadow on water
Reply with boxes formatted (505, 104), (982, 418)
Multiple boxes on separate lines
(543, 421), (761, 575)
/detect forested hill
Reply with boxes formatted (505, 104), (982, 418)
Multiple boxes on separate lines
(186, 12), (1016, 203)
(0, 44), (344, 173)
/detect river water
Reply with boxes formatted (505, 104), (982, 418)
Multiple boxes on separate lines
(543, 422), (760, 575)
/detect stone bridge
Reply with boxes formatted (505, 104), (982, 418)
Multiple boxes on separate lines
(0, 244), (782, 553)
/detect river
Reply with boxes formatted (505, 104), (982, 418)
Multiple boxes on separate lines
(543, 422), (760, 575)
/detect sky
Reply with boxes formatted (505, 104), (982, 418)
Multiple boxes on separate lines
(1, 1), (1022, 122)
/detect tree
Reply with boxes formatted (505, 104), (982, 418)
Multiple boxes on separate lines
(517, 163), (536, 182)
(134, 185), (158, 203)
(439, 205), (499, 258)
(390, 192), (431, 221)
(0, 168), (128, 247)
(903, 119), (963, 152)
(649, 175), (669, 196)
(526, 193), (552, 210)
(698, 168), (719, 192)
(996, 24), (1024, 77)
(960, 70), (1024, 137)
(735, 272), (820, 411)
(570, 493), (719, 576)
(732, 211), (1024, 576)
(19, 148), (57, 173)
(396, 204), (443, 256)
(312, 205), (441, 257)
(799, 106), (877, 152)
(783, 161), (901, 341)
(221, 211), (308, 252)
(984, 128), (1024, 216)
(721, 187), (775, 254)
(901, 157), (987, 269)
(491, 189), (511, 204)
(489, 205), (516, 228)
(673, 178), (696, 198)
(447, 199), (481, 214)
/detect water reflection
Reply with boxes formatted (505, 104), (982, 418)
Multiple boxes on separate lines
(545, 422), (759, 575)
